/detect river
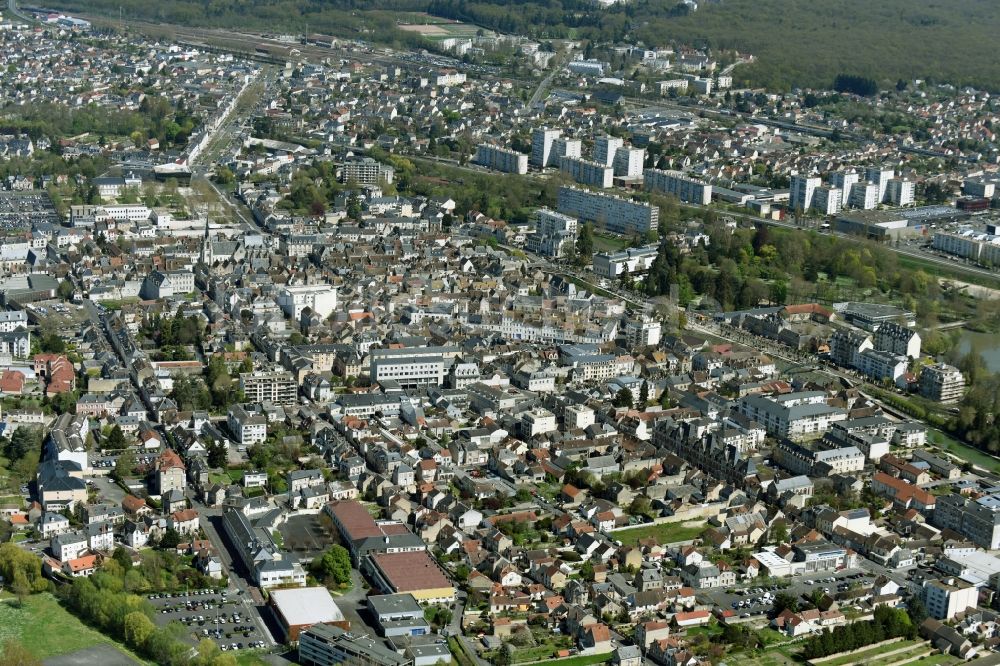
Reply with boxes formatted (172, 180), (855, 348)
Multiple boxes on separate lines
(956, 329), (1000, 373)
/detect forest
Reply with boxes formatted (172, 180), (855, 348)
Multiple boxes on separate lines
(47, 0), (1000, 91)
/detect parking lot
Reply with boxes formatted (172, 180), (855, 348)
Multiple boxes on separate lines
(147, 590), (266, 653)
(700, 569), (876, 619)
(0, 191), (61, 228)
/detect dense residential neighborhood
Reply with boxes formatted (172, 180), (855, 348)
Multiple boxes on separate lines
(2, 4), (1000, 666)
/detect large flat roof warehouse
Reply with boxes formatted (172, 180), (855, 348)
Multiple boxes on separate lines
(269, 586), (345, 627)
(367, 550), (454, 597)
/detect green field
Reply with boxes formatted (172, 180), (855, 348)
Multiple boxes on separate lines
(235, 653), (271, 666)
(612, 521), (706, 547)
(928, 429), (1000, 474)
(819, 639), (923, 666)
(867, 644), (935, 666)
(526, 653), (612, 666)
(725, 642), (800, 666)
(0, 593), (146, 662)
(593, 233), (628, 253)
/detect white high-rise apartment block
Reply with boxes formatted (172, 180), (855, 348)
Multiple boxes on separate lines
(866, 166), (895, 203)
(830, 170), (859, 207)
(557, 186), (659, 236)
(594, 136), (624, 167)
(553, 138), (582, 162)
(886, 178), (915, 206)
(531, 128), (561, 168)
(613, 147), (645, 178)
(813, 186), (842, 216)
(560, 156), (614, 188)
(644, 168), (712, 205)
(790, 174), (822, 213)
(849, 183), (880, 210)
(475, 144), (528, 175)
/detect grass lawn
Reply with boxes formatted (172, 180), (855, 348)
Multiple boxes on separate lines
(908, 654), (959, 666)
(0, 593), (147, 662)
(234, 653), (271, 666)
(866, 644), (934, 666)
(525, 653), (612, 666)
(820, 639), (919, 666)
(593, 233), (628, 253)
(724, 645), (798, 666)
(928, 429), (1000, 474)
(685, 620), (723, 639)
(612, 521), (707, 547)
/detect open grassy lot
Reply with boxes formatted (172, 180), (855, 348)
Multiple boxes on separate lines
(593, 233), (628, 253)
(928, 429), (1000, 474)
(0, 593), (146, 662)
(612, 521), (706, 547)
(819, 639), (922, 666)
(524, 653), (612, 666)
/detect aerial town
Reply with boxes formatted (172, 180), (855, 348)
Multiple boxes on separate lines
(2, 3), (1000, 666)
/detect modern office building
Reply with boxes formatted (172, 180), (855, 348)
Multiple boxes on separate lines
(368, 594), (431, 637)
(592, 245), (658, 278)
(560, 156), (614, 188)
(643, 168), (712, 205)
(369, 347), (456, 388)
(737, 392), (847, 440)
(557, 185), (659, 235)
(474, 144), (528, 175)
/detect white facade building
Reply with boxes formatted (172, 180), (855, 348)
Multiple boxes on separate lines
(277, 284), (338, 320)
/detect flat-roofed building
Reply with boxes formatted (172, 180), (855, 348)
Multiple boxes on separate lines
(644, 168), (712, 205)
(239, 370), (298, 405)
(934, 493), (1000, 550)
(475, 144), (528, 175)
(557, 186), (659, 236)
(919, 363), (965, 403)
(269, 586), (349, 642)
(362, 551), (456, 604)
(299, 624), (412, 666)
(368, 593), (431, 637)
